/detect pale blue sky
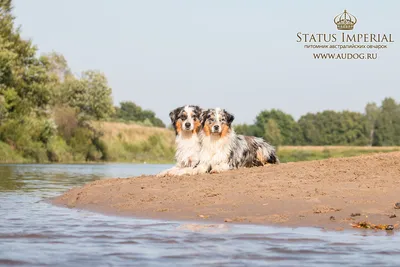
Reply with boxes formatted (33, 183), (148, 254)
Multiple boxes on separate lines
(13, 0), (400, 124)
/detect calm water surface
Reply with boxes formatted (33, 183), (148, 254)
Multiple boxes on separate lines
(0, 164), (399, 267)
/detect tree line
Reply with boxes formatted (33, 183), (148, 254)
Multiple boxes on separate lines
(235, 98), (400, 147)
(0, 0), (164, 162)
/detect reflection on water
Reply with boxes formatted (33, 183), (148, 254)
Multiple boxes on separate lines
(0, 166), (24, 190)
(0, 164), (400, 266)
(0, 163), (168, 194)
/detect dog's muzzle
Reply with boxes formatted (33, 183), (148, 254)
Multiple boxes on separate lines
(212, 124), (221, 133)
(184, 122), (192, 130)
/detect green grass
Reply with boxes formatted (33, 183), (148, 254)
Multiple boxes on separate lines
(0, 141), (26, 163)
(96, 121), (175, 163)
(103, 134), (175, 163)
(277, 146), (400, 163)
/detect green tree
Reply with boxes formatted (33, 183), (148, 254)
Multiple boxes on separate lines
(365, 102), (380, 146)
(40, 52), (71, 82)
(62, 70), (114, 119)
(40, 52), (72, 105)
(298, 113), (321, 145)
(264, 119), (282, 146)
(255, 109), (303, 145)
(0, 0), (123, 163)
(234, 123), (261, 136)
(374, 98), (400, 146)
(0, 0), (51, 117)
(298, 110), (369, 146)
(0, 95), (7, 120)
(82, 70), (114, 119)
(117, 101), (144, 121)
(116, 101), (165, 127)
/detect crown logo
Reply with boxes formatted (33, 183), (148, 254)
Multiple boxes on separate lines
(334, 10), (357, 30)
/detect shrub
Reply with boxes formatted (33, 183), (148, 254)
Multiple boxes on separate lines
(0, 116), (55, 162)
(46, 136), (73, 162)
(22, 141), (48, 163)
(40, 119), (57, 143)
(92, 137), (109, 160)
(53, 105), (79, 139)
(0, 141), (24, 163)
(68, 127), (93, 161)
(87, 144), (103, 161)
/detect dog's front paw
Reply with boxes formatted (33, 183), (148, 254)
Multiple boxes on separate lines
(156, 168), (176, 177)
(209, 164), (230, 174)
(166, 168), (183, 176)
(171, 168), (191, 176)
(156, 171), (168, 178)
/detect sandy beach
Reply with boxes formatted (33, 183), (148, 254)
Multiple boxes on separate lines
(52, 152), (400, 230)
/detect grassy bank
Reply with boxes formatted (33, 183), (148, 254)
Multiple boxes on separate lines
(1, 121), (400, 164)
(278, 146), (400, 163)
(93, 121), (175, 163)
(0, 122), (175, 164)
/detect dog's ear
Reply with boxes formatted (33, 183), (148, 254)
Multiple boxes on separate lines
(225, 110), (235, 125)
(200, 109), (210, 125)
(169, 110), (176, 123)
(169, 106), (182, 123)
(193, 106), (203, 119)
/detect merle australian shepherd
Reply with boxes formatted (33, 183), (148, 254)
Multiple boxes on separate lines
(175, 107), (279, 176)
(156, 105), (203, 177)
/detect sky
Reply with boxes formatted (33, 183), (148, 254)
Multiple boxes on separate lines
(13, 0), (400, 125)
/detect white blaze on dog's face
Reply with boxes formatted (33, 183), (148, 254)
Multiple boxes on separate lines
(201, 108), (235, 137)
(169, 105), (202, 136)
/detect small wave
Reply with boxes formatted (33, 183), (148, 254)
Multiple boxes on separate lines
(0, 259), (30, 265)
(0, 233), (77, 239)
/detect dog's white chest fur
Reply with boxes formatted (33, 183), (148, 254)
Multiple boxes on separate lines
(175, 133), (201, 167)
(199, 134), (232, 167)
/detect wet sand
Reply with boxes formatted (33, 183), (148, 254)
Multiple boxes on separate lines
(52, 152), (400, 230)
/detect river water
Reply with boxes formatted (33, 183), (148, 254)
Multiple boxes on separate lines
(0, 164), (399, 266)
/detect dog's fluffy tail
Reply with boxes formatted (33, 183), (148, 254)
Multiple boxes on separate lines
(254, 137), (280, 164)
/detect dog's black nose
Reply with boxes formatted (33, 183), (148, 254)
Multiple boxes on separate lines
(185, 122), (191, 128)
(213, 125), (219, 130)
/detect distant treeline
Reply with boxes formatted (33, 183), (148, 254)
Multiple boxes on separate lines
(0, 0), (164, 162)
(235, 98), (400, 146)
(112, 102), (165, 128)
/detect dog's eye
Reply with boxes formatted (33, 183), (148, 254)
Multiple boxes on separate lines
(180, 116), (187, 120)
(221, 118), (226, 122)
(208, 118), (214, 123)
